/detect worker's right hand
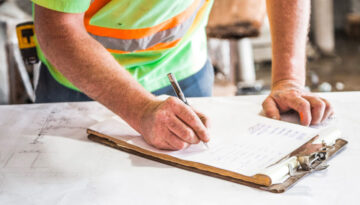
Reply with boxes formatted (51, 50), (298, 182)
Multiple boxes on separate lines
(139, 97), (210, 150)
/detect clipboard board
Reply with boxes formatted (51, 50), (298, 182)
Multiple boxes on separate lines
(87, 128), (347, 193)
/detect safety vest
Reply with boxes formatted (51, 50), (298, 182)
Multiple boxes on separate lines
(34, 0), (214, 92)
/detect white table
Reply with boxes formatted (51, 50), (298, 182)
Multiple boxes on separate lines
(0, 92), (359, 205)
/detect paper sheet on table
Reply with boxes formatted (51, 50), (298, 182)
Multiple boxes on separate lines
(89, 98), (318, 177)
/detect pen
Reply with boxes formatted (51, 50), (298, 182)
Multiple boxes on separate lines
(167, 73), (209, 148)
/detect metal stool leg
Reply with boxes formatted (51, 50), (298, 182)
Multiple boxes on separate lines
(313, 0), (335, 54)
(236, 38), (263, 95)
(237, 38), (256, 84)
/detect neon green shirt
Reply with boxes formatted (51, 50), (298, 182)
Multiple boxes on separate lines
(32, 0), (213, 92)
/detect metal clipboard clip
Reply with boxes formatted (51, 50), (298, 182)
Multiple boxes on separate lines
(289, 142), (336, 177)
(265, 137), (347, 193)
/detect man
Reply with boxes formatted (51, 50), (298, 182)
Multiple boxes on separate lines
(33, 0), (333, 150)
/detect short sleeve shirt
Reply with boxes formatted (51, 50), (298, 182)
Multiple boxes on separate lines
(32, 0), (213, 92)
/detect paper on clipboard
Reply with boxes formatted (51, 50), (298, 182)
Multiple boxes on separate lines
(89, 99), (319, 178)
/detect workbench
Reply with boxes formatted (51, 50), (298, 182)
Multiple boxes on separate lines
(0, 92), (359, 204)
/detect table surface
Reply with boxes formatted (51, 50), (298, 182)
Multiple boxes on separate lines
(0, 92), (359, 205)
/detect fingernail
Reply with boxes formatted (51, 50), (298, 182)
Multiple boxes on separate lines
(204, 132), (210, 142)
(272, 116), (278, 120)
(203, 136), (210, 143)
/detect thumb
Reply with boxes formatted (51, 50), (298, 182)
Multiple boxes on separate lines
(262, 97), (281, 120)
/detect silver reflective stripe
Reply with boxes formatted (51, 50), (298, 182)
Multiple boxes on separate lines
(89, 0), (204, 52)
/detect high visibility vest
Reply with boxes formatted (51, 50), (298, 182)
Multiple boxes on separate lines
(34, 0), (214, 92)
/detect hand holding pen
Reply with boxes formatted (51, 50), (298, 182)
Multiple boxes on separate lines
(137, 74), (210, 150)
(167, 73), (210, 148)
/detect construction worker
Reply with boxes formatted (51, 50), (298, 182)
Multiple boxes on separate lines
(33, 0), (333, 150)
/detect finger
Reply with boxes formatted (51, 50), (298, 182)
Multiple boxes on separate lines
(153, 139), (176, 150)
(144, 131), (175, 150)
(285, 96), (312, 126)
(303, 96), (326, 125)
(167, 115), (200, 144)
(321, 98), (334, 122)
(262, 97), (281, 120)
(193, 109), (211, 128)
(172, 104), (210, 143)
(164, 131), (189, 150)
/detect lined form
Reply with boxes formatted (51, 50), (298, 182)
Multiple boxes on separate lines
(90, 99), (318, 176)
(168, 120), (316, 176)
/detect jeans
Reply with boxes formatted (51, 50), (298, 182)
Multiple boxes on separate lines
(35, 60), (214, 103)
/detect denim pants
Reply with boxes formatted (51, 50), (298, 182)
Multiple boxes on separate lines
(35, 60), (214, 103)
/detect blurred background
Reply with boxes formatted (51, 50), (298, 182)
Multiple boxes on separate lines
(0, 0), (359, 104)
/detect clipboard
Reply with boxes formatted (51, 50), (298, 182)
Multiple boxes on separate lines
(87, 127), (347, 193)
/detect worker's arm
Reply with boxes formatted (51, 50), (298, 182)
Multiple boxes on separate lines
(262, 0), (333, 126)
(34, 5), (210, 150)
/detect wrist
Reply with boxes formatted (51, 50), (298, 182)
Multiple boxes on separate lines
(271, 79), (305, 91)
(271, 58), (306, 88)
(129, 96), (160, 133)
(108, 90), (157, 133)
(272, 79), (304, 88)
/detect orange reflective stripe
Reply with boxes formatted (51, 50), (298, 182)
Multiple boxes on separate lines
(84, 0), (202, 40)
(186, 0), (211, 36)
(84, 0), (110, 24)
(108, 39), (182, 54)
(102, 0), (210, 54)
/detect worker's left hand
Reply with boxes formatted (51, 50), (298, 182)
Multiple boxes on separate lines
(262, 80), (334, 126)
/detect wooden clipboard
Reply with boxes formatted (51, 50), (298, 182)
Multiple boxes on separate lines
(87, 128), (347, 193)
